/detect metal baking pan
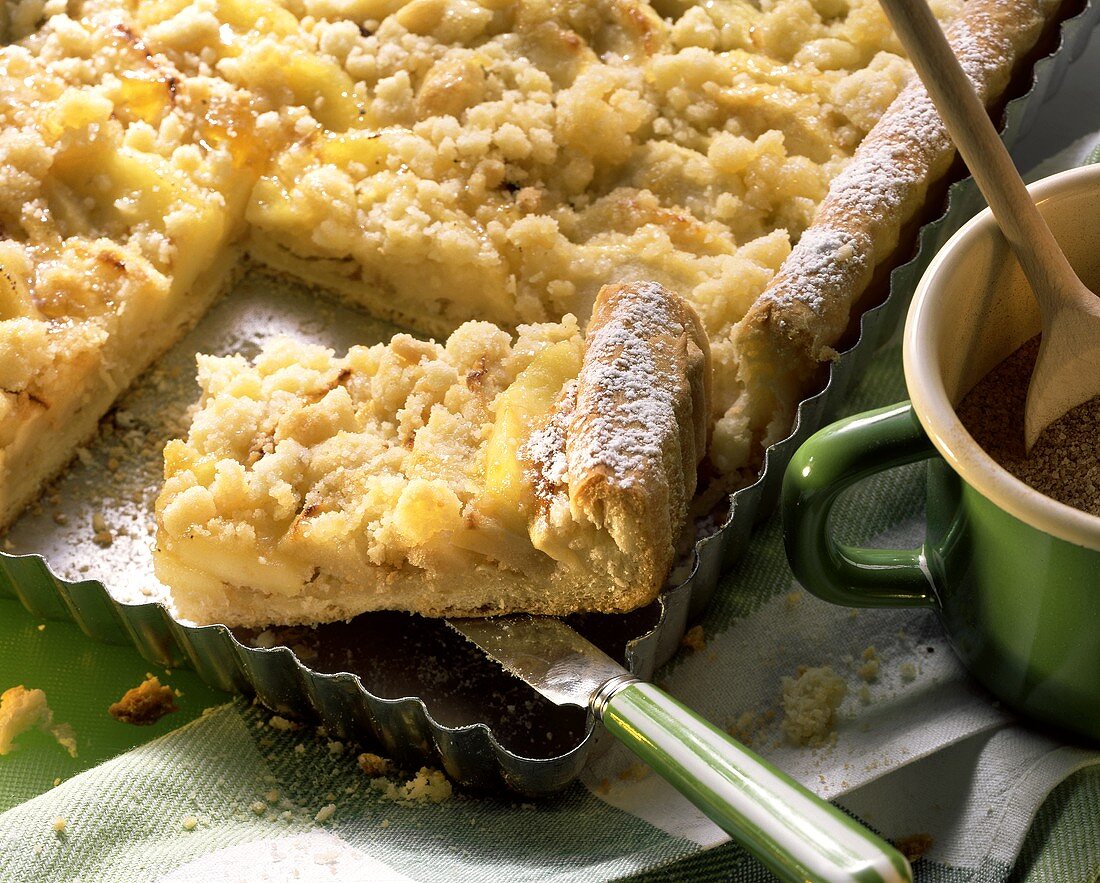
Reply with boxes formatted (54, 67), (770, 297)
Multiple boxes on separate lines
(1, 0), (1095, 794)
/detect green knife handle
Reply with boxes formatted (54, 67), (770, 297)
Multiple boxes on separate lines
(601, 682), (912, 883)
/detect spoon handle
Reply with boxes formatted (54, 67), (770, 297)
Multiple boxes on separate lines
(877, 0), (1082, 315)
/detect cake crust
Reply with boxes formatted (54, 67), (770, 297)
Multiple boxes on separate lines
(524, 281), (711, 610)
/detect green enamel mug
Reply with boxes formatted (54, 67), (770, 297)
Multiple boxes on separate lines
(782, 164), (1100, 743)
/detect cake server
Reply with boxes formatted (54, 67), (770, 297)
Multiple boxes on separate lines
(449, 615), (911, 883)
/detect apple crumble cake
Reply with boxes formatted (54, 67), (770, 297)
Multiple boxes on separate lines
(155, 282), (709, 624)
(0, 1), (277, 522)
(0, 0), (1065, 619)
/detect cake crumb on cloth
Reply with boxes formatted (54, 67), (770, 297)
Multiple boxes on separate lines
(0, 686), (77, 757)
(895, 833), (934, 861)
(857, 646), (880, 682)
(780, 666), (847, 747)
(357, 752), (394, 778)
(108, 676), (178, 726)
(680, 625), (706, 653)
(369, 767), (454, 804)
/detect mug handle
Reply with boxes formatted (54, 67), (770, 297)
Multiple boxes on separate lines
(782, 402), (940, 608)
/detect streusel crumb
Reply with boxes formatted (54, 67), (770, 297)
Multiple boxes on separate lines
(108, 676), (178, 726)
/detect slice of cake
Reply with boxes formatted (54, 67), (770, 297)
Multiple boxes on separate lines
(153, 281), (710, 626)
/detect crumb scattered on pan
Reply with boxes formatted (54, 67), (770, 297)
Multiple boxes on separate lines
(108, 676), (178, 726)
(780, 665), (847, 747)
(896, 833), (934, 861)
(91, 511), (113, 547)
(680, 624), (705, 653)
(0, 686), (77, 758)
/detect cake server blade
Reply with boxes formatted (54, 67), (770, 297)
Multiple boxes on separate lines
(448, 615), (911, 883)
(447, 615), (625, 709)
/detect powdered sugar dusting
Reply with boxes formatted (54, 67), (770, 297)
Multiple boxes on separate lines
(758, 3), (1028, 323)
(766, 227), (872, 318)
(567, 282), (693, 493)
(521, 282), (706, 511)
(522, 381), (573, 496)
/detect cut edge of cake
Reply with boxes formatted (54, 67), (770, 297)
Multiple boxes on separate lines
(0, 246), (246, 532)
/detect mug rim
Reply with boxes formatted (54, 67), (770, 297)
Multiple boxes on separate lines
(903, 163), (1100, 553)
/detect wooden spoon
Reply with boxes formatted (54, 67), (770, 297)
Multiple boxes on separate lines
(878, 0), (1100, 450)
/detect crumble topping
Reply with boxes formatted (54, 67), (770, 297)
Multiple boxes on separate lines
(0, 0), (974, 534)
(157, 317), (579, 580)
(237, 0), (963, 469)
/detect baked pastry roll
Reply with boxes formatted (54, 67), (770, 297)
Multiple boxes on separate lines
(153, 282), (710, 626)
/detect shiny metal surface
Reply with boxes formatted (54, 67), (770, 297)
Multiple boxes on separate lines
(447, 616), (631, 709)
